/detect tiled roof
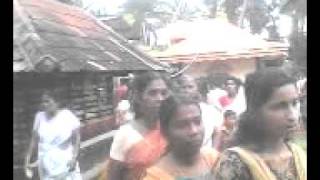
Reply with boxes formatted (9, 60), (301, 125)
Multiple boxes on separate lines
(14, 0), (166, 72)
(146, 19), (288, 64)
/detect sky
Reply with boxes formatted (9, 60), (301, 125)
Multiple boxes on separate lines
(82, 0), (127, 14)
(81, 0), (293, 38)
(82, 0), (208, 15)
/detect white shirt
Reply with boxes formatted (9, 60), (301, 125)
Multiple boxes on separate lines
(34, 109), (80, 177)
(199, 102), (223, 147)
(207, 88), (227, 112)
(223, 87), (247, 116)
(109, 123), (143, 161)
(116, 100), (134, 123)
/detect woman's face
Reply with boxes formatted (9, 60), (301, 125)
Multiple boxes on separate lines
(168, 104), (204, 155)
(139, 79), (169, 115)
(179, 77), (198, 95)
(41, 94), (59, 114)
(258, 84), (300, 138)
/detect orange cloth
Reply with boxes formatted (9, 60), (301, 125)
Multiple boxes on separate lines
(143, 148), (220, 180)
(125, 127), (168, 179)
(126, 128), (167, 167)
(99, 125), (167, 180)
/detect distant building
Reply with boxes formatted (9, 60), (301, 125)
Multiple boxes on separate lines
(145, 19), (288, 81)
(14, 0), (167, 177)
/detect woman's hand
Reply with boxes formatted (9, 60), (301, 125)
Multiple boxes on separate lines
(24, 160), (38, 179)
(24, 163), (34, 179)
(24, 166), (33, 179)
(67, 159), (77, 172)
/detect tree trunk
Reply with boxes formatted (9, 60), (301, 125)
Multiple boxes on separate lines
(238, 0), (249, 28)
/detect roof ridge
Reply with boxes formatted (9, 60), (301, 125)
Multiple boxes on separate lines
(85, 10), (167, 71)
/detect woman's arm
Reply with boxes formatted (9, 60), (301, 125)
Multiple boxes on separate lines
(24, 129), (38, 176)
(69, 127), (81, 171)
(25, 114), (40, 170)
(213, 128), (223, 151)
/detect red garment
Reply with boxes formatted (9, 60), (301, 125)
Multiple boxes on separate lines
(116, 85), (128, 101)
(219, 95), (233, 108)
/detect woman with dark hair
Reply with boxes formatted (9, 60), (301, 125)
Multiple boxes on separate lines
(215, 67), (306, 180)
(24, 90), (82, 180)
(174, 74), (223, 148)
(102, 71), (171, 180)
(143, 94), (220, 180)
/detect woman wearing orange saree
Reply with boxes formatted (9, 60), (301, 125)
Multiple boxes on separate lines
(100, 72), (171, 180)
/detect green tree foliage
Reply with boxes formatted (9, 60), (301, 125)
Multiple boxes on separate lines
(281, 0), (306, 73)
(56, 0), (82, 7)
(223, 0), (270, 34)
(224, 0), (243, 25)
(123, 0), (157, 17)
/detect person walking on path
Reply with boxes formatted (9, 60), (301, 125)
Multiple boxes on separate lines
(24, 90), (82, 180)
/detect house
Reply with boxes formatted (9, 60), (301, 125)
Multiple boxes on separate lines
(13, 0), (167, 178)
(14, 0), (165, 72)
(145, 19), (289, 81)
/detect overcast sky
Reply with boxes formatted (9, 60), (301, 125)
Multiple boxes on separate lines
(81, 0), (293, 37)
(82, 0), (208, 15)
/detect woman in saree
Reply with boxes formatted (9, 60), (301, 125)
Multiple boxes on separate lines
(24, 90), (82, 180)
(143, 93), (220, 180)
(101, 71), (172, 180)
(215, 67), (306, 180)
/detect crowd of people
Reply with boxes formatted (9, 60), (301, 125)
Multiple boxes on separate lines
(24, 67), (306, 180)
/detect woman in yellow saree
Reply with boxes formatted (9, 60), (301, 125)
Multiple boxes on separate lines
(215, 67), (306, 180)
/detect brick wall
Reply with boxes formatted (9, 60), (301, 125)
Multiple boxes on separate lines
(68, 74), (114, 122)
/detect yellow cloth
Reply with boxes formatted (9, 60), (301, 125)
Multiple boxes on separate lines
(228, 142), (306, 180)
(143, 148), (220, 180)
(98, 159), (109, 180)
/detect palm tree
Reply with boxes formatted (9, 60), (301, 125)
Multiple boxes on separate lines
(282, 0), (306, 72)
